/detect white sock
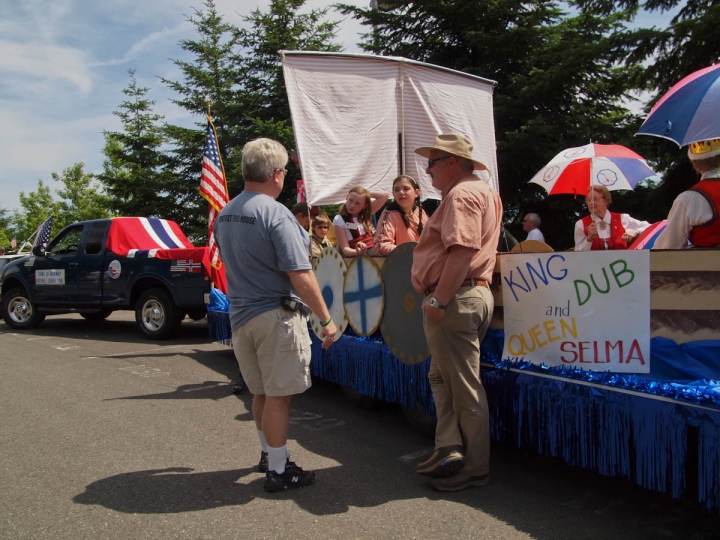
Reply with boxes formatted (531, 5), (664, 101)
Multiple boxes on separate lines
(268, 445), (287, 474)
(257, 430), (269, 453)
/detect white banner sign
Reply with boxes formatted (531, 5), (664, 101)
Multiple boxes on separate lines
(500, 251), (650, 373)
(36, 269), (65, 285)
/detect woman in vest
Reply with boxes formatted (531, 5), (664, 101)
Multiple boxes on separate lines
(333, 187), (389, 257)
(574, 185), (649, 251)
(374, 175), (428, 256)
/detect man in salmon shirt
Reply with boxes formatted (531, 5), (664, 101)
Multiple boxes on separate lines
(411, 133), (502, 492)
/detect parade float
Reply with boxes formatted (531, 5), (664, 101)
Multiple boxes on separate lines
(207, 52), (720, 514)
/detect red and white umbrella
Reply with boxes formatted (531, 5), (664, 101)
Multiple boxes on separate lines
(529, 143), (659, 196)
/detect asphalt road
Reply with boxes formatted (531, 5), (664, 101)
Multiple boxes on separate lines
(1, 312), (718, 540)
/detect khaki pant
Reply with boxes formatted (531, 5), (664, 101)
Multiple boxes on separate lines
(232, 307), (312, 397)
(424, 285), (493, 476)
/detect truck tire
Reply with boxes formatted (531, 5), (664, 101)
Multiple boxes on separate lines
(340, 384), (382, 410)
(401, 405), (437, 439)
(186, 308), (207, 321)
(80, 309), (113, 321)
(2, 287), (46, 330)
(135, 288), (182, 340)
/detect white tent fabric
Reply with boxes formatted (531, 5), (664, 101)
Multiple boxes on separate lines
(282, 52), (498, 205)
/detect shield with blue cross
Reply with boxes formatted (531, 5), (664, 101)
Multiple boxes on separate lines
(343, 255), (385, 337)
(310, 245), (348, 341)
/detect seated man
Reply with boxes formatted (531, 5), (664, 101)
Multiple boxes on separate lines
(654, 139), (720, 249)
(522, 213), (545, 242)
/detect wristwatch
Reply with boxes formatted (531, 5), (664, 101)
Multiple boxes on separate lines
(427, 297), (446, 310)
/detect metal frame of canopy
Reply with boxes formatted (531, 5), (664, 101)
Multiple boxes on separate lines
(281, 51), (499, 206)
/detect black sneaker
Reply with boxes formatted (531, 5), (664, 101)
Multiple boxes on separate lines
(264, 461), (315, 492)
(231, 373), (246, 394)
(257, 451), (268, 473)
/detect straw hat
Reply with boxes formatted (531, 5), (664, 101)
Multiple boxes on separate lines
(688, 138), (720, 161)
(414, 133), (487, 170)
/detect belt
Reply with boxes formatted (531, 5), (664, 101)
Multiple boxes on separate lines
(425, 277), (489, 296)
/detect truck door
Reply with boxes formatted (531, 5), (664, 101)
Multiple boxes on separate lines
(33, 224), (85, 306)
(78, 221), (108, 304)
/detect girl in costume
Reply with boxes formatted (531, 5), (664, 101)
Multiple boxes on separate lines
(333, 187), (389, 257)
(374, 175), (428, 256)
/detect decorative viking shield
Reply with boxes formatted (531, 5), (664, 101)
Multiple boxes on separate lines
(343, 255), (385, 337)
(379, 242), (430, 364)
(310, 246), (348, 341)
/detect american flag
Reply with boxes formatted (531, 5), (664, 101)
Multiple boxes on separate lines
(199, 117), (229, 270)
(32, 215), (54, 247)
(10, 235), (16, 249)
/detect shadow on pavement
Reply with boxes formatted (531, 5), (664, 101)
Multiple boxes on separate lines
(75, 377), (720, 539)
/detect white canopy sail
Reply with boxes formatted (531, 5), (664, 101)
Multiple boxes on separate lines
(282, 51), (498, 205)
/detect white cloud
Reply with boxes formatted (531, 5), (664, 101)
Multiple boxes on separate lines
(0, 40), (92, 93)
(89, 23), (189, 67)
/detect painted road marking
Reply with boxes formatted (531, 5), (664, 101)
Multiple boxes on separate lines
(289, 409), (346, 431)
(398, 447), (434, 462)
(56, 345), (80, 351)
(118, 365), (170, 378)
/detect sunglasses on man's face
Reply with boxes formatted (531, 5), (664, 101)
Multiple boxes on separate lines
(427, 156), (451, 169)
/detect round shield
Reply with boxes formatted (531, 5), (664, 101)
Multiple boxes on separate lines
(310, 245), (348, 341)
(379, 242), (430, 364)
(343, 255), (385, 337)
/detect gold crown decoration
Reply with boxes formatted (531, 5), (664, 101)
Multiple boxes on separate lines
(688, 139), (720, 160)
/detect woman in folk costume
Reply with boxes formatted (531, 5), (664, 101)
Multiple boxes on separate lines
(374, 175), (428, 256)
(333, 186), (389, 257)
(574, 185), (649, 251)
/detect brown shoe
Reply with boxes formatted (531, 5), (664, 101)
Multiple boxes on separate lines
(415, 445), (465, 477)
(429, 472), (489, 492)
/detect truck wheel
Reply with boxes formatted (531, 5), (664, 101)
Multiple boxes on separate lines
(186, 308), (207, 321)
(135, 288), (182, 340)
(401, 405), (437, 439)
(2, 287), (46, 330)
(340, 385), (382, 410)
(80, 309), (113, 321)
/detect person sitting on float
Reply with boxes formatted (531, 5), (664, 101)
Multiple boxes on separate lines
(333, 186), (389, 257)
(653, 138), (720, 249)
(309, 213), (332, 259)
(574, 185), (649, 251)
(373, 175), (428, 256)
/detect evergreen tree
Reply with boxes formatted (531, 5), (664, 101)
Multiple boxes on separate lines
(161, 0), (246, 242)
(338, 0), (650, 248)
(572, 0), (719, 216)
(236, 0), (342, 205)
(100, 70), (180, 221)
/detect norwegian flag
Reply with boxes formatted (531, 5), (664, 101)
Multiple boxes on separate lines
(106, 217), (196, 258)
(199, 117), (229, 273)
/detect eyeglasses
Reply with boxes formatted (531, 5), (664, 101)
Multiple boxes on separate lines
(427, 156), (451, 169)
(275, 168), (288, 175)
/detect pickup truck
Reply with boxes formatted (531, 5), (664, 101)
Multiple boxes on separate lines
(1, 217), (211, 339)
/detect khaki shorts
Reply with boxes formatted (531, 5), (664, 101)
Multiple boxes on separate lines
(232, 307), (312, 397)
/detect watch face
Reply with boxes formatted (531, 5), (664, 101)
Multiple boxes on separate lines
(429, 297), (438, 308)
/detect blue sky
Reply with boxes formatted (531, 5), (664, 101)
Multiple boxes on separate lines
(0, 1), (679, 214)
(0, 0), (368, 214)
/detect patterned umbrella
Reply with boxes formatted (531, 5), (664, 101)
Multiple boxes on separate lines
(636, 63), (720, 146)
(629, 220), (667, 250)
(529, 143), (659, 196)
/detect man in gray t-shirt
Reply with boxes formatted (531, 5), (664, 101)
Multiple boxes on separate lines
(214, 138), (336, 493)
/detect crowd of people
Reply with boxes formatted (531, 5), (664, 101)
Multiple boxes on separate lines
(214, 131), (718, 496)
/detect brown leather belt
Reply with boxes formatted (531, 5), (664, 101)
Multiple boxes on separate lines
(425, 277), (489, 296)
